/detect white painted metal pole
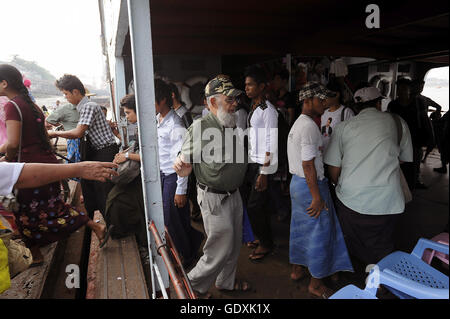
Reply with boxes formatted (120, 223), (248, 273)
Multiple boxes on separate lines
(127, 0), (169, 294)
(153, 263), (169, 299)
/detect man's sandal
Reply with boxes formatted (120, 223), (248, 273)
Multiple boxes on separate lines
(308, 287), (334, 299)
(290, 271), (307, 281)
(217, 280), (252, 292)
(194, 290), (212, 299)
(246, 240), (259, 249)
(249, 249), (272, 263)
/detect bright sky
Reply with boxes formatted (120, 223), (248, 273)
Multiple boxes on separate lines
(0, 0), (106, 89)
(424, 66), (449, 112)
(425, 66), (449, 81)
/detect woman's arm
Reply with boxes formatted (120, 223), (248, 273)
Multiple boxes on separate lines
(14, 161), (118, 189)
(113, 151), (140, 164)
(128, 153), (140, 162)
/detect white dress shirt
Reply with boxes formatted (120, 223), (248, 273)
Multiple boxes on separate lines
(248, 100), (278, 174)
(157, 110), (188, 195)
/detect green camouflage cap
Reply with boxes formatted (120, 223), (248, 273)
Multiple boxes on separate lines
(204, 75), (243, 98)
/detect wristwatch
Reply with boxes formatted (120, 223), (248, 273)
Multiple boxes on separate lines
(125, 152), (130, 159)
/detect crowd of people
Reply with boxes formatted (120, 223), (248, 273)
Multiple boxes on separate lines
(0, 61), (448, 298)
(0, 64), (117, 270)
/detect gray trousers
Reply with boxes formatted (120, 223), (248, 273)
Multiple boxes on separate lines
(187, 185), (243, 293)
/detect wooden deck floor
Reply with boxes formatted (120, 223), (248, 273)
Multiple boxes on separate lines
(86, 212), (149, 299)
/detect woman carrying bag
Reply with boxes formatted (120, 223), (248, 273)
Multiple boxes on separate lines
(105, 94), (147, 248)
(0, 64), (112, 266)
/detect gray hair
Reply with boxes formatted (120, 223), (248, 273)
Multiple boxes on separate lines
(206, 94), (221, 108)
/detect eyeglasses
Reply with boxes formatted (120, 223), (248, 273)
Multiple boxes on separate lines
(225, 96), (245, 105)
(225, 96), (237, 104)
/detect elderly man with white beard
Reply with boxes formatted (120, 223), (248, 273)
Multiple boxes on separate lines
(173, 75), (251, 298)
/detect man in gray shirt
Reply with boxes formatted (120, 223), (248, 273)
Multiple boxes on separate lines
(324, 86), (413, 265)
(46, 103), (81, 164)
(173, 76), (250, 297)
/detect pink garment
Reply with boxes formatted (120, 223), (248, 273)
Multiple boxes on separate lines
(0, 96), (9, 145)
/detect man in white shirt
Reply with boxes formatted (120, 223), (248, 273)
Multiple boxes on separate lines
(242, 66), (278, 262)
(155, 79), (203, 268)
(324, 86), (413, 265)
(168, 82), (202, 221)
(320, 82), (354, 152)
(287, 81), (353, 298)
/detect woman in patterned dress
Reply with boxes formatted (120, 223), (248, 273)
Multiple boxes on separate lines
(0, 64), (111, 265)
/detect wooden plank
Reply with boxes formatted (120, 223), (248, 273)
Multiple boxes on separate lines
(103, 234), (126, 298)
(120, 236), (149, 299)
(86, 212), (102, 299)
(87, 211), (148, 299)
(0, 242), (58, 299)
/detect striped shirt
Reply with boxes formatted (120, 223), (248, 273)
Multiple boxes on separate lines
(77, 97), (116, 150)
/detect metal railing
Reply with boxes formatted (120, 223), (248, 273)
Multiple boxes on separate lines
(148, 221), (197, 299)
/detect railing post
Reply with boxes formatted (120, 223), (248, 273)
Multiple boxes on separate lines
(127, 0), (169, 296)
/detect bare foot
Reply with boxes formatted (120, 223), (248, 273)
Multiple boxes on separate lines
(194, 290), (212, 299)
(87, 220), (106, 242)
(308, 278), (334, 299)
(248, 245), (272, 261)
(216, 279), (252, 292)
(291, 264), (307, 281)
(246, 240), (260, 249)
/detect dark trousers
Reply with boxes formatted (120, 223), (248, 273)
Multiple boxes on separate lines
(80, 143), (119, 219)
(188, 173), (201, 214)
(400, 145), (423, 190)
(267, 178), (291, 217)
(105, 176), (147, 246)
(161, 172), (203, 264)
(335, 197), (399, 265)
(241, 163), (274, 249)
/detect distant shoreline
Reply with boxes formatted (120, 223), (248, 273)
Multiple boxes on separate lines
(35, 94), (111, 110)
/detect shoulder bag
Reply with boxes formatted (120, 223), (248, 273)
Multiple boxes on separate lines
(391, 113), (413, 203)
(111, 141), (141, 185)
(0, 101), (23, 212)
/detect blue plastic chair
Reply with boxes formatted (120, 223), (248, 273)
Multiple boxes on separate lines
(375, 238), (449, 299)
(330, 269), (407, 299)
(329, 270), (380, 299)
(330, 238), (449, 299)
(329, 285), (378, 299)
